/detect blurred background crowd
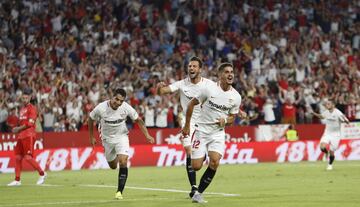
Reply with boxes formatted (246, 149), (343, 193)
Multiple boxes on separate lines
(0, 0), (359, 132)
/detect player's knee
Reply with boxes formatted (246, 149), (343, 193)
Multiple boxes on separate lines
(118, 159), (127, 168)
(320, 147), (326, 153)
(15, 155), (23, 161)
(185, 147), (192, 155)
(109, 164), (117, 170)
(192, 162), (202, 171)
(209, 159), (220, 170)
(107, 161), (118, 169)
(23, 155), (33, 160)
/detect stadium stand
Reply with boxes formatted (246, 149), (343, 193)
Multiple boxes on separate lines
(0, 0), (359, 132)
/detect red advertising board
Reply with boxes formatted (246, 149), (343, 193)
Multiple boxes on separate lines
(0, 126), (255, 151)
(1, 139), (359, 173)
(0, 124), (358, 151)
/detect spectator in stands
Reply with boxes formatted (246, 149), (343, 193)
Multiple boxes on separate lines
(155, 103), (168, 128)
(0, 0), (358, 131)
(6, 107), (18, 133)
(245, 100), (260, 126)
(144, 103), (155, 128)
(0, 101), (8, 132)
(42, 107), (55, 132)
(263, 99), (276, 124)
(281, 98), (297, 125)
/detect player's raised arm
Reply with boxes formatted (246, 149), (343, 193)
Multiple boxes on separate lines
(134, 118), (155, 143)
(156, 82), (172, 95)
(339, 114), (350, 124)
(311, 111), (325, 119)
(183, 98), (200, 136)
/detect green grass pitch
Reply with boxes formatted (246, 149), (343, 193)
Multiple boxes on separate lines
(1, 161), (360, 207)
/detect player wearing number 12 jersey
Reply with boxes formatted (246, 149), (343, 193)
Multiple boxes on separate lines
(182, 63), (242, 203)
(157, 56), (214, 197)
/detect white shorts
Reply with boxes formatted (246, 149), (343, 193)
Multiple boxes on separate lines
(102, 137), (130, 162)
(191, 130), (225, 159)
(182, 124), (196, 147)
(320, 131), (341, 151)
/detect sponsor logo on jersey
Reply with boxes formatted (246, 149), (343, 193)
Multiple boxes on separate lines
(104, 119), (126, 124)
(184, 94), (193, 100)
(208, 100), (230, 111)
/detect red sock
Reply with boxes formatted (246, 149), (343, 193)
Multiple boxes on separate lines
(24, 155), (44, 176)
(15, 155), (23, 181)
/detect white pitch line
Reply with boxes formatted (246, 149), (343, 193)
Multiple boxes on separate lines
(0, 198), (184, 207)
(6, 184), (63, 187)
(79, 184), (240, 197)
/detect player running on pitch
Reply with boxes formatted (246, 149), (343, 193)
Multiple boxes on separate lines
(312, 99), (349, 170)
(89, 88), (155, 199)
(183, 62), (246, 203)
(157, 56), (214, 197)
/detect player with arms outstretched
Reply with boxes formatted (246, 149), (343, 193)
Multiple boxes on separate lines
(157, 56), (214, 197)
(183, 63), (246, 203)
(8, 88), (46, 186)
(312, 99), (349, 170)
(88, 88), (154, 199)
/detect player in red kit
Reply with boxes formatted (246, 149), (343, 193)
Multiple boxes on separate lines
(7, 88), (47, 186)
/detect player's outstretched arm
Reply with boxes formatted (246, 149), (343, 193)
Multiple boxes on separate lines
(183, 98), (200, 136)
(88, 118), (97, 147)
(156, 82), (172, 95)
(134, 118), (155, 144)
(340, 114), (350, 124)
(311, 111), (324, 119)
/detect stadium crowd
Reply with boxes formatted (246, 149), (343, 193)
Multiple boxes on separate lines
(0, 0), (359, 132)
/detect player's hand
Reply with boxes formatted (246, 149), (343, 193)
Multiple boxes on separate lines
(12, 127), (21, 134)
(156, 82), (166, 88)
(90, 137), (97, 147)
(238, 110), (247, 119)
(182, 125), (190, 137)
(146, 135), (155, 144)
(216, 118), (226, 127)
(156, 82), (166, 94)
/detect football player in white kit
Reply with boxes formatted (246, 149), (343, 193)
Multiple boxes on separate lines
(88, 88), (155, 199)
(312, 99), (349, 170)
(182, 62), (246, 203)
(157, 56), (214, 197)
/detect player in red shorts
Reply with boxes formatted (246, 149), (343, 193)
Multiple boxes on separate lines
(7, 88), (47, 186)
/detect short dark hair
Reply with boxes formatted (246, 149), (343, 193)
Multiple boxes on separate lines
(326, 98), (335, 104)
(189, 56), (203, 68)
(217, 62), (233, 73)
(23, 88), (33, 95)
(113, 88), (126, 98)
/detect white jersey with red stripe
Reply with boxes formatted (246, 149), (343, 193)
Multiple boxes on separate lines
(89, 100), (139, 143)
(169, 77), (214, 127)
(195, 82), (242, 134)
